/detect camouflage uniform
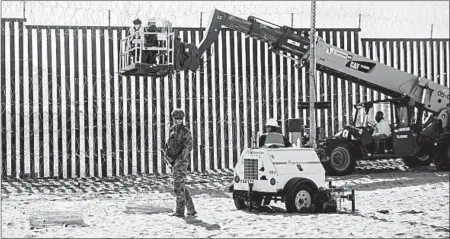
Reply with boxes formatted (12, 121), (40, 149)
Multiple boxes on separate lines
(166, 122), (197, 217)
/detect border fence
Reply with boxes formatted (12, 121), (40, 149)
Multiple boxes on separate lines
(1, 18), (449, 179)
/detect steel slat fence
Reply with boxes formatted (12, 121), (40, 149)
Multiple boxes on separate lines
(1, 18), (449, 179)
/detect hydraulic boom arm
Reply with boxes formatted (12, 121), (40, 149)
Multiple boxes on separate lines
(313, 40), (449, 120)
(174, 9), (449, 128)
(174, 9), (310, 72)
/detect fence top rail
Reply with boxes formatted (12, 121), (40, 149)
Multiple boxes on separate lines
(24, 25), (126, 30)
(21, 23), (361, 32)
(362, 37), (450, 42)
(1, 18), (27, 23)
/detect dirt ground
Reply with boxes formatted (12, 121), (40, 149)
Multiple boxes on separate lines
(1, 166), (449, 238)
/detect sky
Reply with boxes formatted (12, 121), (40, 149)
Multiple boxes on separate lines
(1, 1), (449, 38)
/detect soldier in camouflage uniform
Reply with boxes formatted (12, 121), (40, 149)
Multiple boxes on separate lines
(165, 109), (197, 217)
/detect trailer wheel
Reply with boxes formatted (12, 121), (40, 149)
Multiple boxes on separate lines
(285, 183), (315, 213)
(234, 198), (248, 210)
(324, 146), (355, 176)
(233, 197), (263, 210)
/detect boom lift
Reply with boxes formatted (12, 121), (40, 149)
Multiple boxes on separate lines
(119, 9), (450, 176)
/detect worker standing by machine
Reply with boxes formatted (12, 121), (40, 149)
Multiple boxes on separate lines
(259, 118), (292, 148)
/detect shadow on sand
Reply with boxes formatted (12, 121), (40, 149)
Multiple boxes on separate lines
(181, 216), (221, 231)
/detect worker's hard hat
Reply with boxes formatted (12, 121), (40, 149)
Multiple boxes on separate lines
(265, 118), (279, 127)
(133, 18), (142, 25)
(171, 109), (185, 119)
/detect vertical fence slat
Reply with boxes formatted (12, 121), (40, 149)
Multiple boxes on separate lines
(244, 33), (252, 149)
(94, 29), (102, 177)
(10, 22), (17, 178)
(111, 29), (118, 176)
(55, 29), (62, 178)
(162, 71), (169, 174)
(205, 29), (213, 173)
(211, 30), (219, 171)
(1, 21), (7, 178)
(184, 30), (193, 172)
(88, 29), (95, 177)
(226, 30), (233, 170)
(73, 28), (81, 178)
(80, 28), (89, 177)
(210, 31), (218, 172)
(64, 29), (71, 178)
(47, 28), (54, 178)
(230, 30), (238, 169)
(27, 27), (34, 177)
(100, 29), (108, 177)
(18, 22), (25, 178)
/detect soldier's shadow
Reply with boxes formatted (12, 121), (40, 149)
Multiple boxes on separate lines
(181, 217), (221, 231)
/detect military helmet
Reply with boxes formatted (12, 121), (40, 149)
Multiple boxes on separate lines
(171, 109), (185, 119)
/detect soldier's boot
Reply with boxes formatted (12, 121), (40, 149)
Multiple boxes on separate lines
(171, 193), (186, 217)
(170, 212), (185, 217)
(185, 188), (197, 216)
(170, 203), (185, 217)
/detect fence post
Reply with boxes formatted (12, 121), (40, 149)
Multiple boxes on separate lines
(108, 10), (111, 27)
(200, 12), (203, 29)
(358, 14), (361, 29)
(291, 13), (294, 28)
(23, 1), (26, 19)
(430, 24), (433, 39)
(309, 0), (317, 149)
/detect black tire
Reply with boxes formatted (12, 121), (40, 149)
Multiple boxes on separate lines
(234, 198), (247, 210)
(323, 146), (355, 176)
(233, 196), (262, 210)
(434, 144), (450, 171)
(403, 154), (432, 167)
(285, 183), (315, 213)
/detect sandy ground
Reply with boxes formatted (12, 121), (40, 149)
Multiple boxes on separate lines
(1, 167), (449, 238)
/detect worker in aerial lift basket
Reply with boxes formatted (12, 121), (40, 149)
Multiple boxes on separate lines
(143, 19), (159, 65)
(128, 18), (145, 63)
(165, 109), (197, 217)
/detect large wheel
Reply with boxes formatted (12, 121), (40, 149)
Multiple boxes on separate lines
(323, 146), (355, 176)
(403, 153), (432, 167)
(434, 144), (450, 171)
(285, 183), (315, 213)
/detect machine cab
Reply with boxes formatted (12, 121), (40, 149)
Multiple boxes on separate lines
(351, 102), (390, 150)
(119, 18), (176, 77)
(351, 97), (423, 156)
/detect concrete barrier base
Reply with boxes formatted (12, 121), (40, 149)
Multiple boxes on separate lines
(125, 201), (173, 214)
(29, 210), (86, 228)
